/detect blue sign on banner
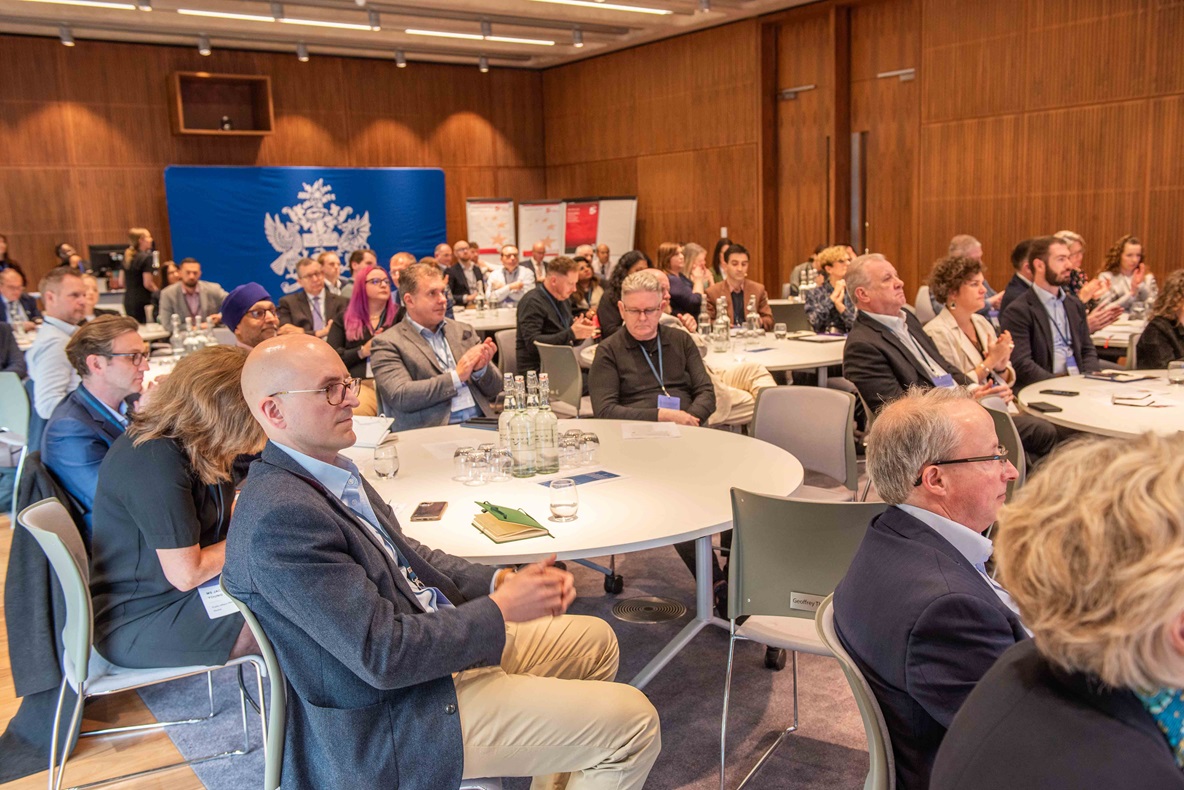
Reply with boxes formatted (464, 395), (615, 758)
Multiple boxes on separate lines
(164, 166), (446, 295)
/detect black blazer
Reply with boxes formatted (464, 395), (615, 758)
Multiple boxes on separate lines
(325, 304), (395, 379)
(834, 506), (1028, 790)
(932, 640), (1184, 790)
(998, 273), (1031, 315)
(445, 263), (485, 303)
(842, 310), (971, 410)
(1136, 315), (1184, 370)
(999, 287), (1099, 389)
(0, 322), (27, 377)
(277, 290), (348, 334)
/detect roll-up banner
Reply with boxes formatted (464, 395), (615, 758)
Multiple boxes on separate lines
(465, 198), (516, 267)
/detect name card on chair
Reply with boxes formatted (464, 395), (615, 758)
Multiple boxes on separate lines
(789, 591), (825, 613)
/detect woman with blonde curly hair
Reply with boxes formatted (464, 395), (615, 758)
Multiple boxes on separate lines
(1098, 234), (1157, 311)
(804, 245), (856, 333)
(90, 345), (264, 668)
(932, 433), (1184, 790)
(1135, 269), (1184, 369)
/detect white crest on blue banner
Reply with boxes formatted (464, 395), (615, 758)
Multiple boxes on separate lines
(264, 178), (371, 293)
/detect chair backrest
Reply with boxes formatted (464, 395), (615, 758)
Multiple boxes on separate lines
(0, 371), (29, 438)
(913, 286), (936, 325)
(221, 578), (287, 790)
(534, 342), (583, 413)
(1126, 332), (1141, 370)
(752, 386), (858, 492)
(728, 490), (887, 621)
(494, 328), (516, 378)
(24, 377), (47, 453)
(816, 595), (896, 790)
(17, 498), (92, 688)
(984, 406), (1025, 497)
(770, 301), (812, 332)
(780, 283), (792, 300)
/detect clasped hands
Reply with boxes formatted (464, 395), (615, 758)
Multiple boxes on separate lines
(490, 555), (576, 621)
(456, 337), (498, 382)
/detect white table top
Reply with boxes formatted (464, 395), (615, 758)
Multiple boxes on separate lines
(17, 321), (172, 352)
(1016, 370), (1184, 437)
(457, 307), (518, 333)
(1090, 318), (1146, 351)
(343, 418), (804, 565)
(704, 335), (846, 372)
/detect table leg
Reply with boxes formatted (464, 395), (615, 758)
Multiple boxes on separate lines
(817, 365), (828, 386)
(628, 534), (728, 690)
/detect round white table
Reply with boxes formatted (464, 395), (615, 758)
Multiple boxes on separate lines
(1016, 370), (1184, 437)
(704, 335), (846, 383)
(459, 307), (518, 333)
(1090, 317), (1146, 351)
(16, 321), (170, 352)
(343, 418), (804, 688)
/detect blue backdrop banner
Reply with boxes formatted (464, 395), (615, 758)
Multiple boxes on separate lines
(164, 166), (446, 295)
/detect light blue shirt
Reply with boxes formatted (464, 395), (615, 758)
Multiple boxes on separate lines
(88, 386), (129, 428)
(898, 503), (1027, 628)
(272, 441), (450, 612)
(1033, 286), (1073, 375)
(405, 316), (483, 423)
(28, 316), (81, 419)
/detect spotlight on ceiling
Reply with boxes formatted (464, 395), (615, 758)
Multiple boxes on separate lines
(395, 49), (407, 68)
(368, 9), (380, 30)
(698, 0), (710, 10)
(197, 34), (211, 55)
(480, 20), (491, 37)
(572, 27), (584, 47)
(137, 0), (151, 9)
(270, 1), (282, 20)
(296, 41), (309, 62)
(479, 55), (489, 73)
(59, 25), (75, 46)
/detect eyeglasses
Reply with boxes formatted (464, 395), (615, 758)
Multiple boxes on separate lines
(364, 278), (391, 286)
(623, 307), (662, 318)
(245, 307), (278, 320)
(269, 377), (361, 406)
(913, 446), (1009, 486)
(300, 271), (324, 280)
(107, 351), (148, 366)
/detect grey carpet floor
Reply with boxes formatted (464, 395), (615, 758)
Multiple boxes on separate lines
(139, 544), (870, 790)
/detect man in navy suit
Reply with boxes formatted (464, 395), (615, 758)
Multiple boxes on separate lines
(42, 315), (148, 537)
(834, 387), (1028, 790)
(0, 267), (40, 331)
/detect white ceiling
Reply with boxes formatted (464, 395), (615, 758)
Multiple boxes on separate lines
(0, 0), (812, 69)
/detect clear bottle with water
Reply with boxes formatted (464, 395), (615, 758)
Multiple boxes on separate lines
(509, 396), (536, 478)
(697, 302), (711, 336)
(499, 385), (516, 450)
(745, 294), (761, 334)
(534, 373), (560, 474)
(170, 315), (185, 357)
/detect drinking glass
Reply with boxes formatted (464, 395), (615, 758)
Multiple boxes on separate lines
(730, 337), (746, 363)
(452, 447), (475, 482)
(466, 454), (489, 486)
(773, 322), (788, 340)
(373, 441), (399, 478)
(489, 449), (513, 481)
(1168, 361), (1184, 386)
(580, 432), (600, 465)
(549, 478), (579, 522)
(564, 429), (584, 444)
(559, 437), (582, 470)
(477, 443), (497, 462)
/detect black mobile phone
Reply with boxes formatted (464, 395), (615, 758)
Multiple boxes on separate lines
(1026, 401), (1063, 414)
(1039, 389), (1080, 397)
(411, 501), (448, 521)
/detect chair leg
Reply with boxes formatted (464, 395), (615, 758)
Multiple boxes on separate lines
(253, 662), (268, 767)
(11, 444), (27, 525)
(48, 678), (69, 790)
(720, 628), (738, 790)
(54, 682), (86, 790)
(735, 651), (800, 790)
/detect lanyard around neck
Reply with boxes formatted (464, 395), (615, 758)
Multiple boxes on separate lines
(638, 335), (668, 396)
(540, 287), (569, 328)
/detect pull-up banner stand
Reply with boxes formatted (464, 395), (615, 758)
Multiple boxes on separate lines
(465, 198), (516, 268)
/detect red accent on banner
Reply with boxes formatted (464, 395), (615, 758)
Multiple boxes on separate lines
(564, 201), (599, 252)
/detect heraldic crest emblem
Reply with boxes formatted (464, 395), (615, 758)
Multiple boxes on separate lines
(265, 178), (371, 293)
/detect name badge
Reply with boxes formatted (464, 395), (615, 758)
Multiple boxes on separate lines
(1066, 354), (1081, 376)
(657, 394), (681, 410)
(198, 576), (238, 619)
(931, 373), (956, 389)
(451, 383), (477, 413)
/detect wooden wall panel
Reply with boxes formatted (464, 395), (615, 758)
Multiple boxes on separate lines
(1153, 1), (1184, 95)
(0, 34), (545, 287)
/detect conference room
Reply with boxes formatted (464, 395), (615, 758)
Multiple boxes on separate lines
(3, 1), (1184, 789)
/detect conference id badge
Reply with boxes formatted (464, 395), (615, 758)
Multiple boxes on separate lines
(198, 576), (237, 620)
(931, 373), (957, 389)
(657, 394), (681, 410)
(451, 384), (477, 412)
(1066, 354), (1081, 376)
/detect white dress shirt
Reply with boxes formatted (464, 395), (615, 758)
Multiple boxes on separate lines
(486, 265), (536, 307)
(863, 310), (953, 384)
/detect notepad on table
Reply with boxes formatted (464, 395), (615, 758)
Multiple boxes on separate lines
(472, 511), (553, 544)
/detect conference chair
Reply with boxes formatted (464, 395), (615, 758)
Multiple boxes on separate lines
(720, 491), (887, 790)
(18, 498), (267, 790)
(780, 283), (792, 299)
(913, 286), (937, 325)
(1126, 332), (1141, 370)
(495, 328), (517, 377)
(984, 406), (1025, 498)
(0, 370), (29, 522)
(752, 387), (858, 500)
(534, 341), (593, 417)
(769, 301), (812, 334)
(815, 595), (895, 790)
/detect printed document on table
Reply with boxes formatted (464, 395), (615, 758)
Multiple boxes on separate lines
(620, 423), (681, 440)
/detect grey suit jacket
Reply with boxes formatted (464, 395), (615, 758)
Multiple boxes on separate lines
(156, 281), (228, 329)
(277, 290), (348, 334)
(370, 319), (502, 431)
(223, 443), (504, 790)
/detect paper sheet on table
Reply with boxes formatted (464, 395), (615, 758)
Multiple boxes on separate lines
(352, 416), (394, 448)
(621, 422), (680, 439)
(537, 469), (625, 487)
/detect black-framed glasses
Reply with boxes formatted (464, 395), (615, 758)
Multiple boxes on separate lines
(269, 377), (361, 406)
(245, 307), (278, 320)
(364, 277), (391, 286)
(106, 351), (148, 366)
(913, 446), (1009, 486)
(623, 307), (662, 318)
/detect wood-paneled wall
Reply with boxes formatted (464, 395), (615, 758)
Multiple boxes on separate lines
(542, 22), (765, 280)
(0, 34), (544, 287)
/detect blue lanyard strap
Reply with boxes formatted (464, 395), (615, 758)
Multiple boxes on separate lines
(540, 288), (569, 329)
(639, 336), (668, 396)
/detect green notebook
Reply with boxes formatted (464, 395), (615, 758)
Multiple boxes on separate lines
(472, 502), (553, 544)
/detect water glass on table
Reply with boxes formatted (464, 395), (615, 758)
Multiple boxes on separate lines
(373, 441), (400, 478)
(580, 432), (600, 465)
(489, 448), (513, 481)
(559, 437), (582, 470)
(1168, 361), (1184, 386)
(466, 454), (489, 486)
(773, 322), (787, 340)
(549, 478), (579, 522)
(452, 447), (475, 482)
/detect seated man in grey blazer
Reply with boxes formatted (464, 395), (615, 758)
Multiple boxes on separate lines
(156, 257), (228, 329)
(370, 262), (502, 430)
(277, 257), (347, 339)
(228, 335), (660, 790)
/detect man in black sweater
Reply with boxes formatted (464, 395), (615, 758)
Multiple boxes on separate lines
(514, 255), (596, 374)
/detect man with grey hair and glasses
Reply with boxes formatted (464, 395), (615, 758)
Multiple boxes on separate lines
(833, 387), (1028, 790)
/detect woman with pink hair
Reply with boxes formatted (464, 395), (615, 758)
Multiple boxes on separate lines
(327, 264), (398, 415)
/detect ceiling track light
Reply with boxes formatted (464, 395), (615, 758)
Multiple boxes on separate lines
(178, 7), (274, 22)
(486, 35), (554, 46)
(197, 33), (211, 55)
(395, 49), (406, 67)
(698, 0), (710, 10)
(405, 28), (484, 41)
(281, 17), (373, 30)
(59, 24), (75, 46)
(480, 20), (491, 37)
(296, 41), (309, 61)
(368, 9), (380, 30)
(524, 0), (672, 15)
(137, 0), (151, 9)
(478, 54), (489, 73)
(572, 27), (584, 47)
(270, 1), (282, 20)
(21, 0), (136, 8)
